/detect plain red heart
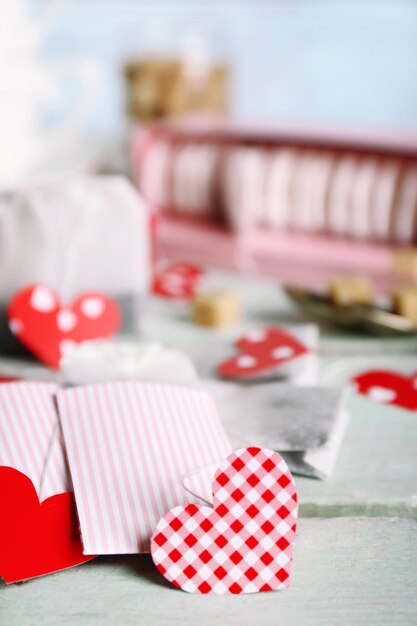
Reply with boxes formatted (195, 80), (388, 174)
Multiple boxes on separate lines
(0, 467), (94, 584)
(353, 370), (417, 411)
(152, 263), (203, 299)
(218, 327), (309, 380)
(151, 447), (298, 595)
(7, 284), (120, 369)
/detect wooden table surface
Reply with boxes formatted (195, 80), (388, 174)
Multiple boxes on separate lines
(1, 272), (417, 625)
(3, 518), (416, 626)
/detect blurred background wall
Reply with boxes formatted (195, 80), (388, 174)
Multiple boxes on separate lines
(33, 0), (417, 139)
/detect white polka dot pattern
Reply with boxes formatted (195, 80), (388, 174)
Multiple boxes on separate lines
(57, 310), (77, 332)
(29, 286), (56, 313)
(80, 297), (105, 319)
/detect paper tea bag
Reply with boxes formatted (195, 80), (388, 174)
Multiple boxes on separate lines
(0, 175), (149, 354)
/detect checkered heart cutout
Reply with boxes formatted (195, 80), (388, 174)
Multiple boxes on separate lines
(151, 447), (298, 595)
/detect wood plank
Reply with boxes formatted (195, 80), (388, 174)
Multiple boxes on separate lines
(2, 518), (416, 626)
(297, 372), (417, 520)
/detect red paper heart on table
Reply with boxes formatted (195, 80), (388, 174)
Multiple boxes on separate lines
(217, 327), (309, 380)
(151, 447), (298, 595)
(7, 285), (120, 369)
(352, 370), (417, 411)
(0, 467), (94, 583)
(152, 263), (203, 299)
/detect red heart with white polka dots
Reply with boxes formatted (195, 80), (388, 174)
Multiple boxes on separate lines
(7, 285), (120, 369)
(352, 370), (417, 411)
(152, 263), (203, 299)
(217, 328), (309, 380)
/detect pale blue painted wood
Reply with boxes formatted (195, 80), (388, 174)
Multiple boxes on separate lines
(2, 518), (416, 626)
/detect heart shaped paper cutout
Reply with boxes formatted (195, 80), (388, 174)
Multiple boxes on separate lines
(152, 263), (203, 299)
(151, 447), (298, 595)
(217, 327), (309, 379)
(0, 467), (95, 583)
(7, 285), (120, 369)
(353, 370), (417, 411)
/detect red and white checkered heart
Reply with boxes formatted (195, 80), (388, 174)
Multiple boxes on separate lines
(7, 284), (120, 370)
(151, 447), (298, 595)
(217, 327), (309, 380)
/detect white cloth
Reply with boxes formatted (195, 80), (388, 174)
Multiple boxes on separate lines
(60, 339), (199, 386)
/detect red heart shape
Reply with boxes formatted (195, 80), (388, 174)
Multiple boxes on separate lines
(151, 447), (298, 595)
(217, 327), (309, 379)
(352, 370), (417, 411)
(7, 285), (120, 369)
(0, 467), (94, 583)
(152, 263), (203, 299)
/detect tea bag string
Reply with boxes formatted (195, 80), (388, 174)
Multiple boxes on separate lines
(38, 420), (59, 502)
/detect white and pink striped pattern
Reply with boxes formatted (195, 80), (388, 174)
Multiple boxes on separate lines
(0, 382), (69, 501)
(56, 382), (232, 555)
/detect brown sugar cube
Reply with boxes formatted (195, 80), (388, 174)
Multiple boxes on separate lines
(124, 56), (228, 122)
(391, 249), (417, 280)
(191, 290), (240, 328)
(328, 275), (374, 307)
(392, 285), (417, 325)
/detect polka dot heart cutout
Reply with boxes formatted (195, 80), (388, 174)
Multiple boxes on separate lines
(7, 285), (120, 369)
(352, 369), (417, 411)
(152, 263), (204, 299)
(217, 327), (309, 380)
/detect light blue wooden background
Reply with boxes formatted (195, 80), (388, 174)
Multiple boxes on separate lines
(33, 0), (417, 138)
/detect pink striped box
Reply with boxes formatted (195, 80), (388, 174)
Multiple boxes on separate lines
(56, 382), (232, 555)
(133, 119), (417, 293)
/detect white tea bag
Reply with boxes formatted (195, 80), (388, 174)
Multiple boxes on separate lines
(190, 381), (350, 483)
(0, 175), (149, 353)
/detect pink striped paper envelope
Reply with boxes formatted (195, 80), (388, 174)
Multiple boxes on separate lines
(56, 382), (232, 555)
(0, 382), (70, 500)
